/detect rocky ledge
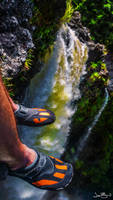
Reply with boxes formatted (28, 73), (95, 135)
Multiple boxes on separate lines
(68, 11), (105, 62)
(0, 0), (34, 77)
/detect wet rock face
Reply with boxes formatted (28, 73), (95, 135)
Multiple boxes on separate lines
(0, 0), (34, 77)
(68, 11), (105, 62)
(68, 11), (90, 44)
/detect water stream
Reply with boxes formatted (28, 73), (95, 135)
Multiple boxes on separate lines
(0, 24), (88, 200)
(75, 88), (109, 161)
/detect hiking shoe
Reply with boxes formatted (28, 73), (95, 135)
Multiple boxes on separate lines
(9, 151), (73, 191)
(0, 163), (8, 180)
(15, 105), (56, 126)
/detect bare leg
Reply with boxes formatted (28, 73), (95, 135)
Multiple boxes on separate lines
(0, 74), (36, 170)
(8, 96), (18, 112)
(1, 81), (18, 112)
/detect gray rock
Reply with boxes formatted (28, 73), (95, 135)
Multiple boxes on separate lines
(0, 0), (34, 77)
(68, 11), (91, 43)
(68, 11), (105, 63)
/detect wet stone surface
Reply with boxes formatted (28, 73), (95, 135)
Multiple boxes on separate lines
(68, 11), (105, 64)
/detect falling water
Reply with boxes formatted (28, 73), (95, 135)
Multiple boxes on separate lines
(19, 24), (88, 157)
(0, 24), (88, 200)
(75, 88), (109, 161)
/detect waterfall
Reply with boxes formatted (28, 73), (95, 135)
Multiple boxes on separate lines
(75, 88), (109, 161)
(20, 24), (88, 157)
(0, 25), (88, 200)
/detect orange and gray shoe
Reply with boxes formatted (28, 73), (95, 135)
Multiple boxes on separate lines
(9, 151), (73, 191)
(14, 105), (56, 126)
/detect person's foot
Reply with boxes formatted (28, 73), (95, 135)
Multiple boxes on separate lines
(9, 151), (73, 191)
(14, 105), (56, 126)
(0, 145), (37, 180)
(0, 144), (73, 190)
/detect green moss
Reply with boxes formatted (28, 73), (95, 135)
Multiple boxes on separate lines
(61, 0), (74, 23)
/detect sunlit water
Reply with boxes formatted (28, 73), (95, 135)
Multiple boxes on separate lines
(0, 25), (88, 200)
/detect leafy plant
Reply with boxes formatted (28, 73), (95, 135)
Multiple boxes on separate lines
(72, 0), (113, 51)
(24, 49), (34, 70)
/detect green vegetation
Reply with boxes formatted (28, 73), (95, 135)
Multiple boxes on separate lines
(75, 60), (108, 120)
(3, 49), (35, 98)
(63, 57), (109, 190)
(85, 96), (113, 191)
(24, 49), (34, 70)
(31, 0), (74, 57)
(75, 160), (84, 169)
(89, 61), (108, 84)
(61, 0), (74, 23)
(63, 56), (113, 191)
(74, 96), (113, 192)
(72, 0), (113, 51)
(3, 77), (14, 97)
(31, 0), (61, 58)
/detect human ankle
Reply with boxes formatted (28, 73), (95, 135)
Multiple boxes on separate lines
(12, 146), (37, 170)
(8, 96), (19, 112)
(4, 145), (37, 170)
(13, 104), (19, 112)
